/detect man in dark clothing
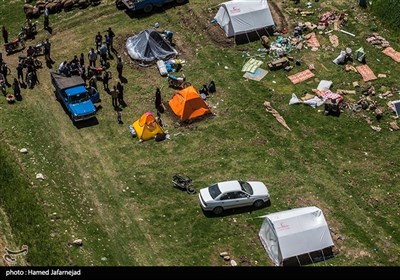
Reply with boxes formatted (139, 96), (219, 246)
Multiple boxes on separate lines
(116, 55), (123, 78)
(44, 39), (52, 64)
(1, 62), (9, 85)
(12, 78), (21, 99)
(95, 32), (102, 51)
(16, 62), (24, 84)
(107, 27), (115, 52)
(2, 26), (8, 44)
(105, 35), (111, 57)
(43, 7), (50, 30)
(102, 70), (110, 91)
(117, 81), (124, 104)
(111, 85), (119, 108)
(155, 87), (164, 113)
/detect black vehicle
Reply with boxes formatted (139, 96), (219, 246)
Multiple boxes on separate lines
(31, 41), (45, 57)
(18, 21), (37, 41)
(4, 35), (26, 55)
(172, 174), (196, 194)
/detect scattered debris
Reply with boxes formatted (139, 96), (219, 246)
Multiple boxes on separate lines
(36, 173), (44, 180)
(230, 260), (237, 266)
(219, 252), (229, 257)
(340, 29), (355, 37)
(19, 148), (28, 154)
(70, 239), (83, 247)
(264, 101), (291, 131)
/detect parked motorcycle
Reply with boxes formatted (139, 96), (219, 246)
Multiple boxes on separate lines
(172, 174), (196, 194)
(167, 74), (191, 89)
(26, 71), (37, 89)
(88, 66), (111, 80)
(4, 35), (26, 55)
(31, 41), (45, 57)
(18, 55), (42, 69)
(18, 21), (38, 41)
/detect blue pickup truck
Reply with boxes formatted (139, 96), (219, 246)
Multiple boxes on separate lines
(116, 0), (186, 13)
(51, 72), (100, 123)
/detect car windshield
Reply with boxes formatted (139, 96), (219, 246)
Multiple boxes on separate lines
(208, 184), (221, 199)
(239, 181), (253, 195)
(69, 93), (89, 104)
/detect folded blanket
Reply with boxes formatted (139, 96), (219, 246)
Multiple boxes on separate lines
(242, 58), (263, 73)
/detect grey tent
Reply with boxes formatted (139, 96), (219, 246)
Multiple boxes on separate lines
(126, 29), (178, 63)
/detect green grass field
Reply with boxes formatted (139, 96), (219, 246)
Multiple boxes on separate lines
(0, 0), (399, 266)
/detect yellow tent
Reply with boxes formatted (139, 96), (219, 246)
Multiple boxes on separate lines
(132, 112), (164, 141)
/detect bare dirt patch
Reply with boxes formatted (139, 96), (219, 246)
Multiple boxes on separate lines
(269, 0), (292, 31)
(177, 6), (233, 49)
(175, 2), (292, 48)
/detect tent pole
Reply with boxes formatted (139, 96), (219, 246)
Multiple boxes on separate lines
(321, 249), (327, 265)
(307, 252), (314, 266)
(255, 29), (261, 41)
(245, 32), (250, 44)
(296, 255), (301, 266)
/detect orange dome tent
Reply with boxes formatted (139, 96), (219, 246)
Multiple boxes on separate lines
(168, 86), (211, 122)
(132, 112), (164, 141)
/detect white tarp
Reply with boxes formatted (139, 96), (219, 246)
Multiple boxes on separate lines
(258, 206), (334, 266)
(215, 0), (275, 37)
(126, 29), (178, 63)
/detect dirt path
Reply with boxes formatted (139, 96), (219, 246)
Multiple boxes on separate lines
(269, 0), (292, 31)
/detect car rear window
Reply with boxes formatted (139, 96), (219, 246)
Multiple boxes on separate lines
(208, 184), (221, 199)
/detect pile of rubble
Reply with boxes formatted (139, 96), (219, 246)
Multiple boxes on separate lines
(366, 33), (391, 49)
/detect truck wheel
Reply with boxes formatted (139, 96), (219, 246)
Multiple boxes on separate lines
(143, 4), (153, 13)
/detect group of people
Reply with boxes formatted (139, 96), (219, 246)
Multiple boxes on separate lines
(94, 27), (116, 67)
(58, 53), (86, 78)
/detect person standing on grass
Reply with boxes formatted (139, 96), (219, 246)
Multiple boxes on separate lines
(79, 53), (85, 67)
(2, 26), (8, 44)
(105, 34), (111, 57)
(12, 78), (21, 99)
(88, 48), (97, 68)
(116, 55), (123, 78)
(99, 42), (107, 66)
(16, 62), (24, 84)
(88, 74), (97, 90)
(107, 27), (115, 52)
(102, 70), (110, 91)
(1, 62), (9, 85)
(155, 87), (164, 113)
(95, 32), (102, 51)
(116, 109), (122, 124)
(44, 38), (52, 64)
(117, 81), (124, 104)
(111, 85), (119, 108)
(43, 7), (50, 30)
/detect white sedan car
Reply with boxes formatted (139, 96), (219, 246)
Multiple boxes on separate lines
(199, 180), (270, 215)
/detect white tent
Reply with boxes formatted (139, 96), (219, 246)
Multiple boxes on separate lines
(214, 0), (275, 37)
(258, 206), (334, 266)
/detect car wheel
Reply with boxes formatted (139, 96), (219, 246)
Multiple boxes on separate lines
(213, 206), (223, 215)
(253, 200), (264, 208)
